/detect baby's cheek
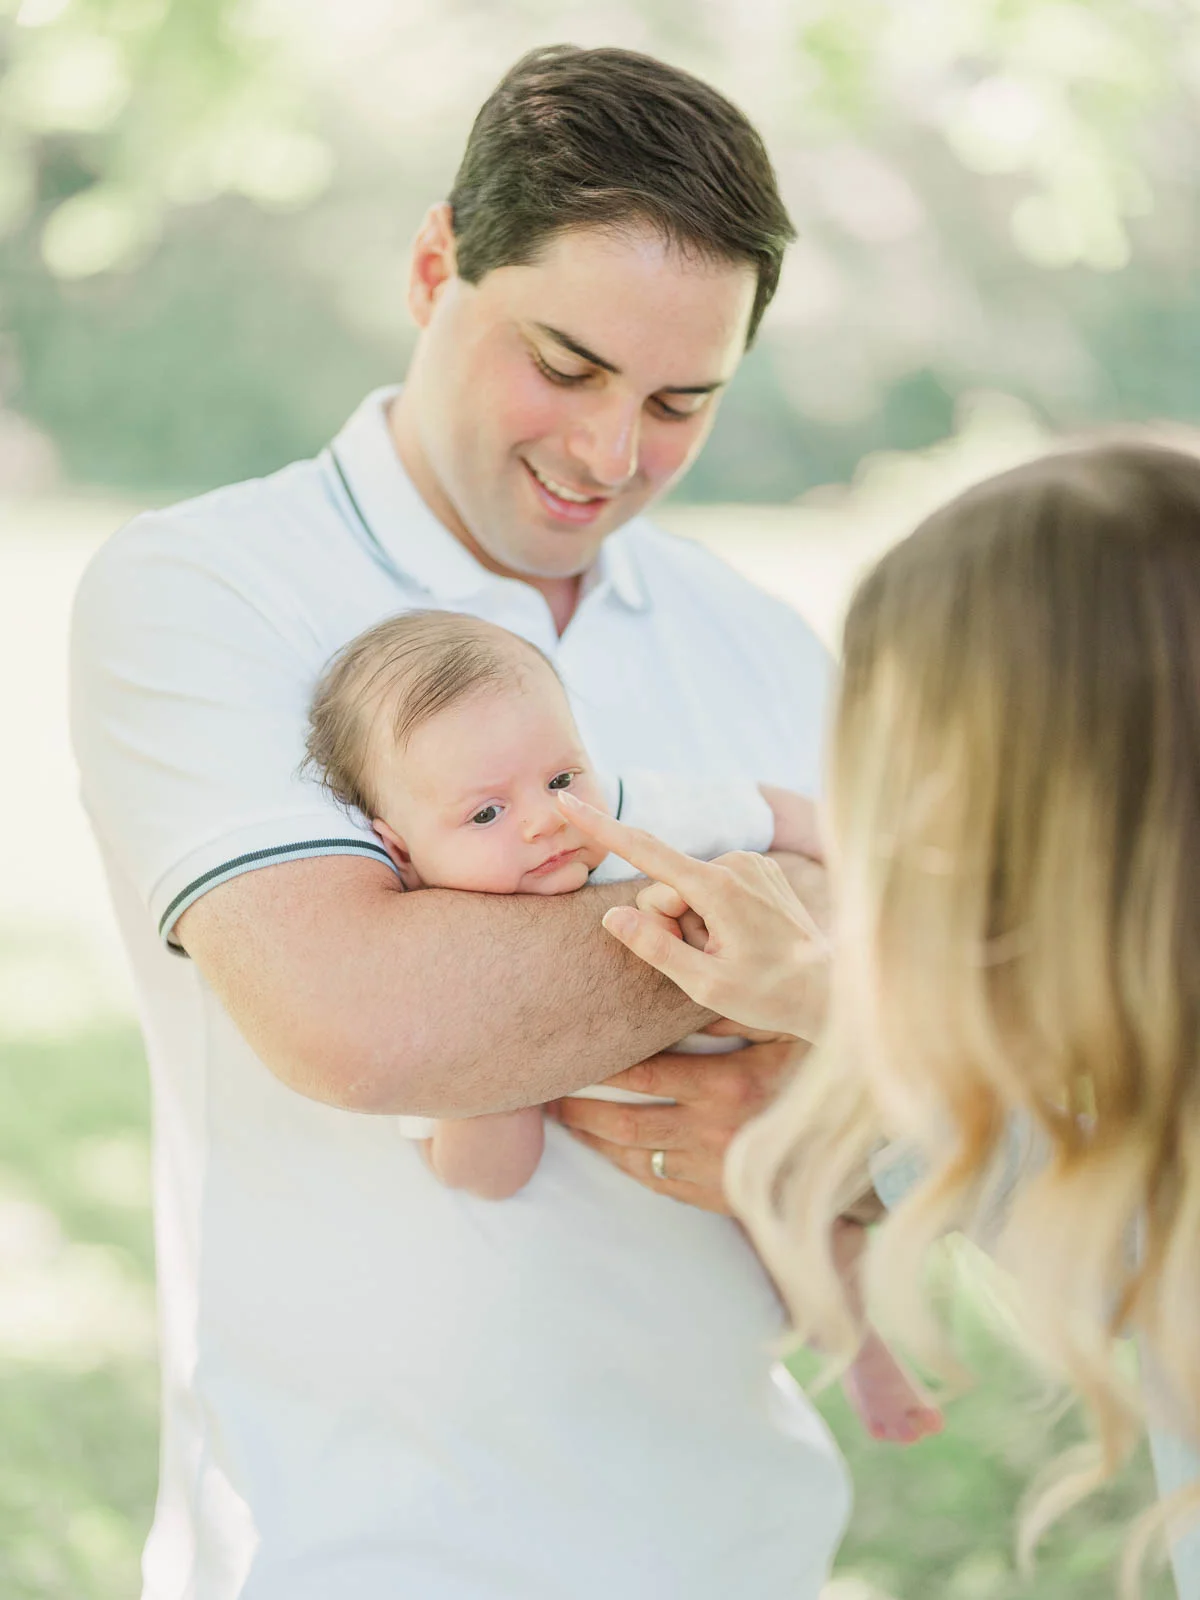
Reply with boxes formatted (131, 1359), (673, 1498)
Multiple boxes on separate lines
(424, 833), (527, 895)
(582, 842), (609, 873)
(567, 860), (595, 893)
(571, 773), (609, 814)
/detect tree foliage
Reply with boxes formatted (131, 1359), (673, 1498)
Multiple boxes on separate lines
(2, 0), (1199, 495)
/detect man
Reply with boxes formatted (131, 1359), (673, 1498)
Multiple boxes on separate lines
(71, 46), (847, 1600)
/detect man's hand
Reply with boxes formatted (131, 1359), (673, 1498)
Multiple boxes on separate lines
(551, 1038), (807, 1213)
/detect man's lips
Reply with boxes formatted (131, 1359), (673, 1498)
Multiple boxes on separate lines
(522, 460), (612, 525)
(528, 847), (583, 876)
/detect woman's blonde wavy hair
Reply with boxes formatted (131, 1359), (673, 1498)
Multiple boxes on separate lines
(727, 439), (1200, 1593)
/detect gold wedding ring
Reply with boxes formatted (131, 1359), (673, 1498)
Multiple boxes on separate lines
(650, 1149), (669, 1182)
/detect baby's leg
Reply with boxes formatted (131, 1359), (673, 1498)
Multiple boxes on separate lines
(841, 1332), (944, 1445)
(425, 1108), (545, 1200)
(832, 1218), (943, 1445)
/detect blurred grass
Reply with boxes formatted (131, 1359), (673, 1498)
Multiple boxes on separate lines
(795, 1323), (1173, 1600)
(0, 1027), (157, 1600)
(0, 1022), (1173, 1599)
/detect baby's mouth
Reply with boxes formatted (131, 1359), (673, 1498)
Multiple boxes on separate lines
(529, 847), (582, 876)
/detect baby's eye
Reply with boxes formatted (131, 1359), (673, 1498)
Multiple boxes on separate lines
(547, 772), (574, 791)
(470, 805), (502, 826)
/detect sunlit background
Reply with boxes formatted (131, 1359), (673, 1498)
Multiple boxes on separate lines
(2, 0), (1197, 1595)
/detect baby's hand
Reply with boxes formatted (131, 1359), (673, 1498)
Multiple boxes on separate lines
(758, 785), (824, 861)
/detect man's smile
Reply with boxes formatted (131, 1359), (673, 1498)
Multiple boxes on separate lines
(522, 459), (613, 524)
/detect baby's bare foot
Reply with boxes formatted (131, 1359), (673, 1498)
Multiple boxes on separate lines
(842, 1333), (943, 1445)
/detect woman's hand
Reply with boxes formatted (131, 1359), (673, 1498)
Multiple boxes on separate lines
(558, 792), (831, 1040)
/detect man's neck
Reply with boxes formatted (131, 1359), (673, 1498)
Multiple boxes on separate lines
(387, 391), (581, 636)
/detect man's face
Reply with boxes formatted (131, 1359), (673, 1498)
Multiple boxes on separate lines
(402, 220), (756, 581)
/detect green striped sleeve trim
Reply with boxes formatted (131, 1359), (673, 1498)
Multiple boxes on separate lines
(158, 837), (396, 953)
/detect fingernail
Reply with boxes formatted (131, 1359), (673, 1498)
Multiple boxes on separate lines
(602, 907), (637, 937)
(557, 791), (594, 812)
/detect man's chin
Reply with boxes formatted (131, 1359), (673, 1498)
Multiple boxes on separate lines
(474, 507), (639, 582)
(486, 542), (604, 583)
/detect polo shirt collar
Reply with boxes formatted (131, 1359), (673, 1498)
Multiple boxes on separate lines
(327, 387), (648, 611)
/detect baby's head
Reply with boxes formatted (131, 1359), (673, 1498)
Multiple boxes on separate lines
(306, 610), (609, 895)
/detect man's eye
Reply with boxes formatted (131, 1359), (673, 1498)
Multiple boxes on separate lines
(533, 351), (588, 387)
(547, 772), (573, 791)
(471, 805), (501, 826)
(653, 396), (704, 422)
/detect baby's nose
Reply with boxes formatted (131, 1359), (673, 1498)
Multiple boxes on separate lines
(523, 799), (567, 841)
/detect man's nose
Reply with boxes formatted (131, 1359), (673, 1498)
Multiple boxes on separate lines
(567, 393), (641, 490)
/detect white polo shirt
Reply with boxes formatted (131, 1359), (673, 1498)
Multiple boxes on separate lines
(70, 388), (848, 1600)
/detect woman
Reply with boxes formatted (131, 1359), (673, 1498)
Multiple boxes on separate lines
(559, 439), (1200, 1598)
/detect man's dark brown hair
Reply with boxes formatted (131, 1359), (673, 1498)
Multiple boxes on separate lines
(448, 45), (795, 346)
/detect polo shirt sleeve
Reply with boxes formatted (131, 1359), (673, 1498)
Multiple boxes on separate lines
(69, 513), (395, 953)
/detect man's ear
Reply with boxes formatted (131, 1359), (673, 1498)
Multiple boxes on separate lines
(373, 818), (421, 891)
(407, 201), (458, 329)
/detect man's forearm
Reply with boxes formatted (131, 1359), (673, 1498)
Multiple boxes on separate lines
(371, 877), (713, 1115)
(180, 856), (710, 1118)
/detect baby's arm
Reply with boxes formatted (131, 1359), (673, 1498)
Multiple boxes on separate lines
(598, 772), (822, 885)
(758, 783), (824, 860)
(421, 1108), (545, 1200)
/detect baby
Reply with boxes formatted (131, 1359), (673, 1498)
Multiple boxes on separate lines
(305, 608), (941, 1445)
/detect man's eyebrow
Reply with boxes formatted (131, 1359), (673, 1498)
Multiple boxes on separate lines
(535, 323), (620, 375)
(532, 323), (728, 396)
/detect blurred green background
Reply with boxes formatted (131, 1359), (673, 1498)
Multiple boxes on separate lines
(1, 0), (1195, 1595)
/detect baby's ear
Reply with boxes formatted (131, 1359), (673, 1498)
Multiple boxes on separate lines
(373, 818), (421, 891)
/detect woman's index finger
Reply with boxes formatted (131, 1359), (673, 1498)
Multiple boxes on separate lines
(557, 793), (717, 905)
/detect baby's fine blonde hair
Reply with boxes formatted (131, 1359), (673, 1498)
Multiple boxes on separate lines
(305, 610), (555, 816)
(727, 438), (1200, 1593)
